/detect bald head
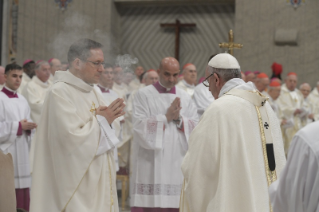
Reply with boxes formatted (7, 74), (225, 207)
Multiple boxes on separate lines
(0, 66), (5, 85)
(299, 83), (311, 99)
(143, 70), (159, 86)
(49, 58), (62, 75)
(158, 57), (180, 88)
(285, 75), (298, 91)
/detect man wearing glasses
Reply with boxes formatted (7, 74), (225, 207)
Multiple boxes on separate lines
(30, 38), (125, 212)
(180, 53), (286, 212)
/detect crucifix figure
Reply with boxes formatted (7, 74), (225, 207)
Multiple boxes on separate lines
(219, 29), (243, 55)
(160, 19), (196, 61)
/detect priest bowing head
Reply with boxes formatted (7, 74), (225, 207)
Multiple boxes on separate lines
(180, 53), (286, 212)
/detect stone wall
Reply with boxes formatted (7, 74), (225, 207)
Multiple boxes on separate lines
(235, 0), (319, 87)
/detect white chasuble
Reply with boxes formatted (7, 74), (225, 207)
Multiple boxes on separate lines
(0, 89), (33, 188)
(180, 79), (286, 212)
(277, 84), (303, 153)
(22, 75), (52, 124)
(193, 83), (215, 117)
(30, 71), (119, 212)
(131, 83), (199, 208)
(269, 121), (319, 212)
(176, 80), (195, 98)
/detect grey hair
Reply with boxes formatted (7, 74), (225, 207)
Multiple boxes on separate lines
(35, 61), (49, 71)
(299, 83), (311, 90)
(208, 66), (241, 82)
(143, 72), (149, 80)
(67, 38), (103, 64)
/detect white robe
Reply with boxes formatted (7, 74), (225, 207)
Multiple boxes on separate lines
(30, 71), (120, 212)
(128, 77), (141, 91)
(180, 79), (286, 212)
(176, 80), (195, 98)
(0, 84), (3, 90)
(131, 84), (198, 208)
(17, 72), (31, 94)
(268, 96), (283, 122)
(113, 82), (129, 100)
(269, 121), (319, 212)
(308, 87), (319, 104)
(22, 75), (52, 124)
(277, 84), (303, 153)
(193, 83), (215, 117)
(0, 88), (33, 189)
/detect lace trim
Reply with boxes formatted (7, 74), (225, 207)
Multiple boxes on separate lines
(133, 183), (182, 196)
(146, 117), (157, 139)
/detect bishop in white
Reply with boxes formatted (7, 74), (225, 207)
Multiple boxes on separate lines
(180, 53), (286, 212)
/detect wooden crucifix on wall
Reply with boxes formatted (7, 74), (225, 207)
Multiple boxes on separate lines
(160, 19), (196, 61)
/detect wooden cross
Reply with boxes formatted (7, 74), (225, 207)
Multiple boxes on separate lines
(160, 19), (196, 61)
(219, 29), (243, 55)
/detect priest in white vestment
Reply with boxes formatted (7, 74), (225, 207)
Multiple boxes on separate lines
(22, 61), (52, 124)
(267, 81), (285, 124)
(0, 66), (5, 89)
(129, 66), (145, 91)
(193, 66), (215, 117)
(113, 65), (129, 99)
(299, 83), (315, 126)
(131, 57), (198, 212)
(277, 72), (303, 153)
(17, 59), (35, 94)
(0, 63), (37, 211)
(269, 121), (319, 212)
(176, 63), (197, 97)
(308, 80), (319, 103)
(30, 39), (125, 212)
(180, 53), (286, 212)
(48, 58), (62, 84)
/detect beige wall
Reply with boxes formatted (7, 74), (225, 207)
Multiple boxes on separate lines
(235, 0), (319, 87)
(16, 0), (120, 65)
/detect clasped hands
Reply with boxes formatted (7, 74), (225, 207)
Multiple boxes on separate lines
(165, 97), (181, 123)
(96, 98), (125, 124)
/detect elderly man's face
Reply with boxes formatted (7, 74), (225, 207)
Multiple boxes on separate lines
(245, 73), (256, 83)
(300, 84), (311, 99)
(285, 75), (297, 91)
(50, 59), (62, 75)
(36, 63), (51, 83)
(145, 71), (159, 86)
(78, 48), (105, 84)
(268, 86), (281, 100)
(183, 65), (197, 85)
(256, 78), (270, 92)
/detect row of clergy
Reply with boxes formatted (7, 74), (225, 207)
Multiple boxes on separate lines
(1, 42), (319, 211)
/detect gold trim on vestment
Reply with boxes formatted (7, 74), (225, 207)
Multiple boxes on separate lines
(255, 106), (277, 212)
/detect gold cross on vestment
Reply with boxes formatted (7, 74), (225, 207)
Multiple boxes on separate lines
(90, 102), (96, 115)
(219, 29), (243, 55)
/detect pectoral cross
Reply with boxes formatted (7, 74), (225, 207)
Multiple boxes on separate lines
(160, 19), (196, 61)
(219, 29), (243, 55)
(264, 122), (269, 129)
(90, 102), (96, 115)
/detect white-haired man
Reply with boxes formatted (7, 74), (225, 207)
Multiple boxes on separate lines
(176, 63), (197, 97)
(48, 58), (62, 84)
(180, 53), (286, 212)
(299, 83), (316, 126)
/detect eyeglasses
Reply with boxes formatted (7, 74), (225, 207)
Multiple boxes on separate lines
(202, 73), (214, 87)
(85, 60), (106, 68)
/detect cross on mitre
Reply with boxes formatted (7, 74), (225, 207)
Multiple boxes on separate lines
(219, 29), (243, 55)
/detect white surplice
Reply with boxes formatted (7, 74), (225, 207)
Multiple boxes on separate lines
(128, 77), (141, 91)
(131, 83), (199, 208)
(269, 121), (319, 212)
(22, 75), (52, 124)
(17, 72), (31, 94)
(30, 70), (120, 212)
(176, 80), (195, 98)
(277, 84), (303, 153)
(0, 87), (33, 189)
(180, 79), (286, 212)
(193, 83), (215, 117)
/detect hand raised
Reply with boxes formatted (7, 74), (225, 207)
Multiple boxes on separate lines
(96, 98), (126, 124)
(20, 119), (37, 130)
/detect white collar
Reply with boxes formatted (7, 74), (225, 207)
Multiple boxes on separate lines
(4, 85), (17, 94)
(219, 78), (256, 98)
(159, 80), (171, 92)
(182, 80), (195, 88)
